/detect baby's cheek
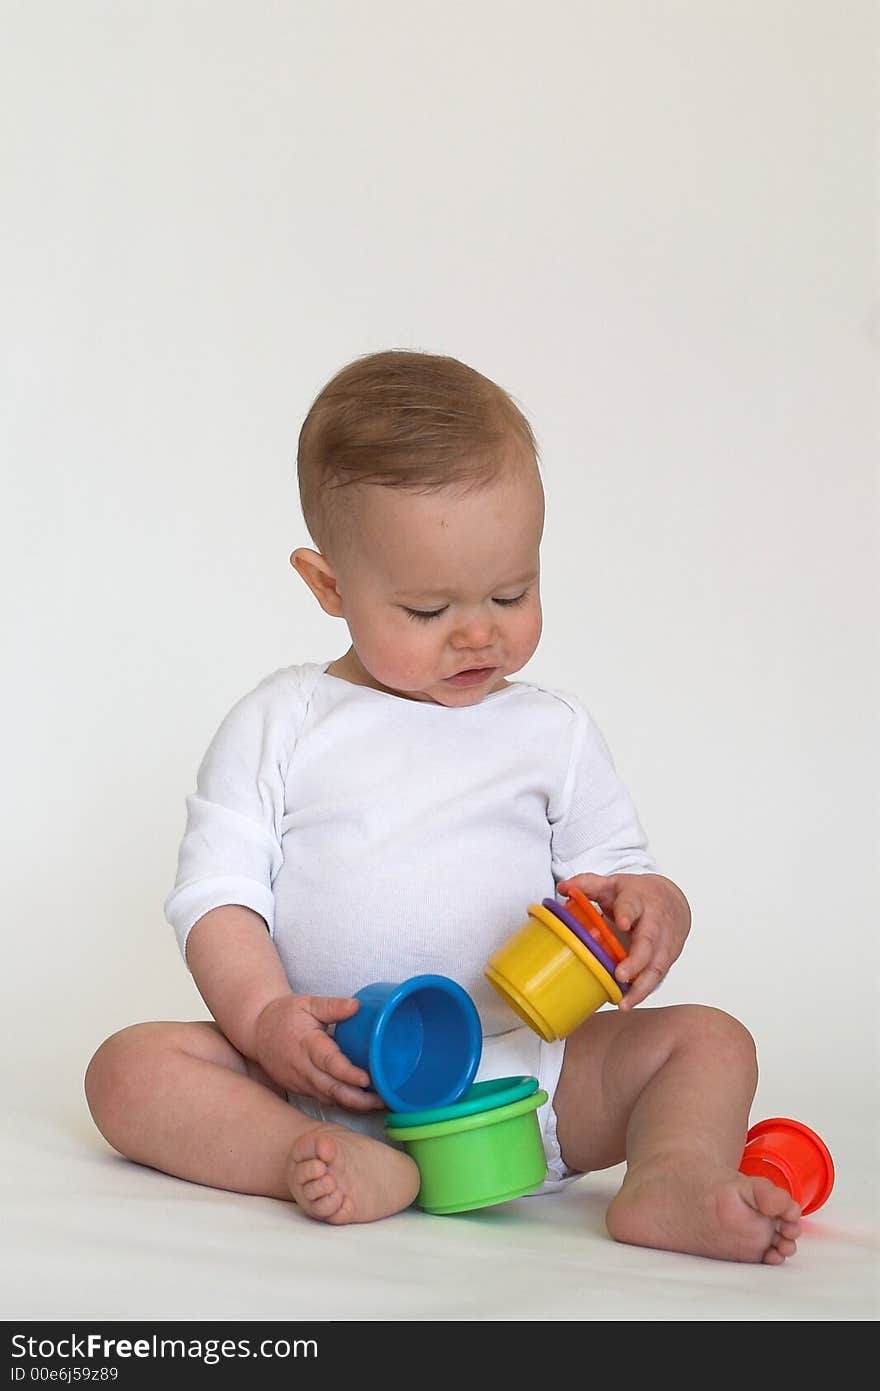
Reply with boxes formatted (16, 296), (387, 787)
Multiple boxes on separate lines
(510, 608), (542, 666)
(360, 630), (435, 689)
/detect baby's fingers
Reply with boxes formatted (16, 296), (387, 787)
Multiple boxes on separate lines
(303, 1037), (383, 1109)
(318, 1077), (385, 1112)
(308, 1030), (372, 1091)
(615, 933), (668, 1009)
(558, 873), (618, 917)
(617, 962), (665, 1010)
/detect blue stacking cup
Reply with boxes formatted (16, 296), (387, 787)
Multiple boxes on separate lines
(334, 974), (482, 1113)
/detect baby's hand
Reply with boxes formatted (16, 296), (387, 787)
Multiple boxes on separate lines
(253, 994), (384, 1112)
(557, 872), (691, 1010)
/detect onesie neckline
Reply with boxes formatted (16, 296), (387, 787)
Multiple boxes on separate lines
(318, 662), (525, 711)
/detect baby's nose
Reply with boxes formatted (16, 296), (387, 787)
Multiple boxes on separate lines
(450, 613), (498, 649)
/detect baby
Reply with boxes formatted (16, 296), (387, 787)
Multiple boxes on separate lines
(85, 349), (802, 1264)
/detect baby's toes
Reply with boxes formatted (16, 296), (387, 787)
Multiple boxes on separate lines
(301, 1173), (337, 1201)
(312, 1132), (341, 1166)
(307, 1188), (347, 1219)
(292, 1156), (327, 1185)
(762, 1245), (786, 1266)
(753, 1178), (802, 1224)
(773, 1234), (798, 1259)
(325, 1193), (356, 1225)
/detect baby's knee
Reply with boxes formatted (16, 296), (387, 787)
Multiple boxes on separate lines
(84, 1023), (174, 1128)
(673, 1004), (758, 1078)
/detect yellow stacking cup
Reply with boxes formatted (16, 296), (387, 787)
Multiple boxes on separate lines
(485, 902), (623, 1042)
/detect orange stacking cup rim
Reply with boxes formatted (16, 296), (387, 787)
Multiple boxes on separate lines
(563, 886), (627, 965)
(526, 904), (623, 1004)
(744, 1117), (835, 1216)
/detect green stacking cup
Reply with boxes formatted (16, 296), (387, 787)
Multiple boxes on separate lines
(385, 1088), (549, 1214)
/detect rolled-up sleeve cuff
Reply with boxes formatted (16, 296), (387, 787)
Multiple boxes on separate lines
(553, 854), (658, 883)
(164, 878), (276, 965)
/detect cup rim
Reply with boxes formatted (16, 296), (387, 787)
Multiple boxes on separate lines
(745, 1117), (835, 1215)
(385, 1074), (539, 1128)
(368, 973), (482, 1112)
(527, 904), (623, 1003)
(563, 885), (628, 964)
(385, 1088), (548, 1142)
(541, 898), (629, 989)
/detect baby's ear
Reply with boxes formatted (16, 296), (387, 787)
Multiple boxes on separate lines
(290, 548), (345, 617)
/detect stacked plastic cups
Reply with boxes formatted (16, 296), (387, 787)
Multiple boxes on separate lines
(485, 886), (835, 1215)
(485, 886), (630, 1041)
(334, 891), (836, 1218)
(334, 974), (549, 1214)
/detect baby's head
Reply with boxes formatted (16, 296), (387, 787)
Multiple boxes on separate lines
(292, 350), (544, 707)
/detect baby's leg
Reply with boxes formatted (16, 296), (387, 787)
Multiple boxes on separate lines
(553, 1004), (802, 1264)
(84, 1022), (419, 1225)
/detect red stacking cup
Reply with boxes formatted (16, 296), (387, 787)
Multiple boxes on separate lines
(739, 1117), (835, 1216)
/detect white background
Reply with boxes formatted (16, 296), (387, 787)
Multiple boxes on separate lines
(3, 2), (877, 1223)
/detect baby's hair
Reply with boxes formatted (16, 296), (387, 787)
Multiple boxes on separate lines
(296, 349), (539, 559)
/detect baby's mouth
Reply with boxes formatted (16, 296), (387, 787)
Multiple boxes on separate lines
(443, 666), (497, 686)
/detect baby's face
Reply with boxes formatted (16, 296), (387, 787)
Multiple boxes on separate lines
(330, 459), (544, 706)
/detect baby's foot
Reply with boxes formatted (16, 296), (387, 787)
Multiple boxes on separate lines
(287, 1123), (420, 1225)
(606, 1161), (803, 1264)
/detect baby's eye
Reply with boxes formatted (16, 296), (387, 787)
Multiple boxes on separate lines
(404, 606), (449, 622)
(403, 590), (529, 621)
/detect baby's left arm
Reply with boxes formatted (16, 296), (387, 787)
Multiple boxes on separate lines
(556, 872), (691, 1010)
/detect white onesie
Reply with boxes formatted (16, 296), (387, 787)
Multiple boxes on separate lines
(165, 661), (658, 1186)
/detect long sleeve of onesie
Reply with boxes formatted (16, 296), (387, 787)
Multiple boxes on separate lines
(163, 668), (310, 961)
(549, 698), (657, 883)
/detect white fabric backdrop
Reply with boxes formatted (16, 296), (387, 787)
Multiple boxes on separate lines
(2, 1), (877, 1321)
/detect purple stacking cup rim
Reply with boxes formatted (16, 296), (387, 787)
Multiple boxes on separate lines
(541, 898), (629, 991)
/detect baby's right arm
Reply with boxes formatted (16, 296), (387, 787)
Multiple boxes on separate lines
(185, 905), (384, 1112)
